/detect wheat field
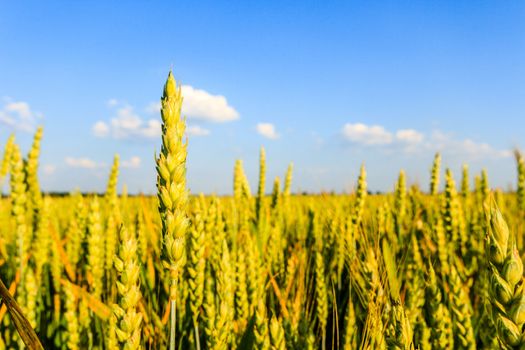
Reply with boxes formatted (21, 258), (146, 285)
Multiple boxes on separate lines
(0, 72), (524, 350)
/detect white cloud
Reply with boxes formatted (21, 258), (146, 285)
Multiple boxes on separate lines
(311, 131), (324, 148)
(0, 98), (43, 132)
(97, 84), (236, 140)
(92, 121), (110, 137)
(93, 104), (162, 139)
(96, 99), (215, 140)
(42, 164), (56, 175)
(341, 122), (509, 159)
(110, 106), (158, 139)
(342, 123), (393, 145)
(5, 101), (32, 119)
(256, 123), (279, 140)
(145, 102), (161, 115)
(396, 129), (424, 144)
(427, 131), (511, 159)
(141, 119), (162, 138)
(187, 125), (210, 136)
(145, 85), (239, 123)
(182, 85), (239, 122)
(65, 157), (104, 169)
(122, 156), (141, 168)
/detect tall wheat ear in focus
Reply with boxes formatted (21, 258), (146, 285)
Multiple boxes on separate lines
(156, 70), (189, 350)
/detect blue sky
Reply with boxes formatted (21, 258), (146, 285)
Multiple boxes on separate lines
(1, 1), (524, 194)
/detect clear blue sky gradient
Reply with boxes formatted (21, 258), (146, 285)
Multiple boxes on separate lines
(1, 1), (524, 194)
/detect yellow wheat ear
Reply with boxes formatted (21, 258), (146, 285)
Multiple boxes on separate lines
(157, 70), (189, 350)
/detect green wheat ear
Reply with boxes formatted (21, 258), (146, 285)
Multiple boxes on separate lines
(0, 133), (15, 186)
(485, 198), (525, 348)
(461, 164), (470, 199)
(430, 152), (441, 195)
(113, 225), (142, 349)
(383, 239), (413, 350)
(424, 263), (454, 349)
